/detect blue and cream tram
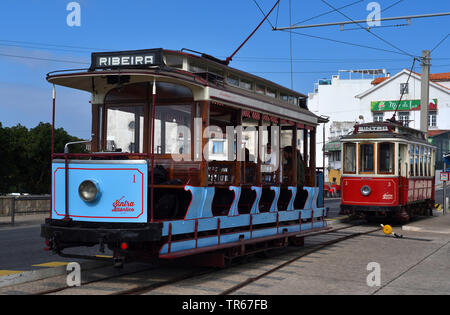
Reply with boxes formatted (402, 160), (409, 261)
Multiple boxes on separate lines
(41, 48), (329, 266)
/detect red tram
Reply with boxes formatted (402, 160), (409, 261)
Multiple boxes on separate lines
(340, 121), (436, 222)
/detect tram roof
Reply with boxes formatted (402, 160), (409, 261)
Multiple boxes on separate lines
(340, 121), (433, 145)
(47, 48), (327, 125)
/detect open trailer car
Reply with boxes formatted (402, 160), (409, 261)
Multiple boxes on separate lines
(41, 48), (329, 267)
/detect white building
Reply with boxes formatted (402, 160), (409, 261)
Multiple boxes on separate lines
(356, 69), (450, 131)
(308, 69), (450, 182)
(308, 69), (387, 182)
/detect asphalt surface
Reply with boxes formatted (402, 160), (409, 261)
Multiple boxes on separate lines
(0, 185), (448, 272)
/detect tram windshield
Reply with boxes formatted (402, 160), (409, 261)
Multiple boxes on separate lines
(106, 105), (144, 153)
(153, 104), (191, 155)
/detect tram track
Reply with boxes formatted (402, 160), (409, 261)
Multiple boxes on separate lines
(32, 223), (380, 295)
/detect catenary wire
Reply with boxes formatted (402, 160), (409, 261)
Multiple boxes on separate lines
(293, 0), (363, 26)
(282, 29), (414, 57)
(431, 33), (449, 53)
(252, 0), (275, 29)
(319, 0), (416, 58)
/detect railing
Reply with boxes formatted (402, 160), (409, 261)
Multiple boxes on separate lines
(0, 195), (51, 226)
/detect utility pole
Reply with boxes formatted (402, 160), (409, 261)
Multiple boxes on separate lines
(420, 50), (431, 136)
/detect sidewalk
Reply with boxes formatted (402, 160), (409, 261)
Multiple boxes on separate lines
(402, 213), (450, 234)
(0, 214), (48, 227)
(228, 214), (450, 295)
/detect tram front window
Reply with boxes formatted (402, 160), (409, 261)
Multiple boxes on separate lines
(379, 142), (394, 174)
(106, 105), (144, 153)
(343, 143), (356, 174)
(154, 104), (191, 155)
(359, 144), (374, 173)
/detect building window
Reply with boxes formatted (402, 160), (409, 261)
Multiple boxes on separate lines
(398, 112), (410, 127)
(212, 141), (224, 154)
(428, 111), (437, 127)
(400, 83), (409, 94)
(373, 112), (384, 122)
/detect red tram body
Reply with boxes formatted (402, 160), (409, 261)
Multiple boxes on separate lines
(340, 121), (436, 222)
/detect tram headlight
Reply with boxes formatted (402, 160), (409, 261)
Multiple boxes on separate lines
(78, 180), (100, 202)
(361, 185), (371, 197)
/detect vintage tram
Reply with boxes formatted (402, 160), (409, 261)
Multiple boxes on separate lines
(41, 48), (329, 266)
(340, 121), (436, 222)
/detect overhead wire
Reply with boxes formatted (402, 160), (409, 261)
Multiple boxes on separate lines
(252, 0), (275, 29)
(431, 33), (449, 53)
(0, 39), (111, 51)
(0, 52), (89, 65)
(289, 0), (294, 89)
(318, 0), (416, 58)
(293, 0), (363, 26)
(391, 57), (417, 120)
(281, 29), (413, 57)
(381, 0), (405, 13)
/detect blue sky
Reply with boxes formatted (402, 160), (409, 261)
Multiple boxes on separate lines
(0, 0), (449, 139)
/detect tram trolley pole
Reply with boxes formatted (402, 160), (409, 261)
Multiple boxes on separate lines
(444, 159), (448, 215)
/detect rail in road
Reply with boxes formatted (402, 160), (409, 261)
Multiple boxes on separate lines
(0, 222), (381, 295)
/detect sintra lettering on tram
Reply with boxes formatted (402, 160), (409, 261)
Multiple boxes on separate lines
(66, 2), (81, 27)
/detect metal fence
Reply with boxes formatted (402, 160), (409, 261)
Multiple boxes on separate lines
(0, 195), (51, 225)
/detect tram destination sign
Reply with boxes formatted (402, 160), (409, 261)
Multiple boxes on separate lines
(90, 49), (164, 70)
(357, 125), (390, 133)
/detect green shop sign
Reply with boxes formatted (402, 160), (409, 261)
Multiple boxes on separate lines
(371, 99), (437, 112)
(325, 141), (341, 152)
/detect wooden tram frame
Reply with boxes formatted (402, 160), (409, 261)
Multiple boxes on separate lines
(41, 48), (329, 266)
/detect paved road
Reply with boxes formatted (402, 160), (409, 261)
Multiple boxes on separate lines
(0, 224), (106, 271)
(1, 186), (448, 272)
(323, 197), (341, 218)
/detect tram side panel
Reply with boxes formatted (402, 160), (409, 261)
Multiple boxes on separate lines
(51, 160), (148, 223)
(405, 177), (435, 204)
(341, 177), (399, 208)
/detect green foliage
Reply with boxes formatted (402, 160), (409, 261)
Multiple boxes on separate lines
(0, 122), (84, 194)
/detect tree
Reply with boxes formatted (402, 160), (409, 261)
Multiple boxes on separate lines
(0, 122), (84, 194)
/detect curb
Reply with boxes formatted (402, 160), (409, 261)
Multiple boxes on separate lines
(0, 260), (109, 289)
(402, 225), (450, 235)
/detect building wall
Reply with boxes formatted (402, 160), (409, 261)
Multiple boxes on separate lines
(308, 74), (375, 176)
(308, 70), (450, 178)
(358, 73), (450, 132)
(308, 75), (373, 181)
